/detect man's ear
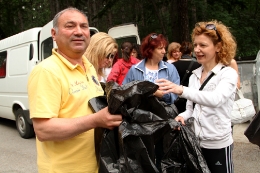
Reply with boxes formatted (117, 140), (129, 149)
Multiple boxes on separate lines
(51, 28), (56, 41)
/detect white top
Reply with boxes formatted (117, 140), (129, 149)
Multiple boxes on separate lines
(167, 60), (174, 63)
(104, 67), (112, 80)
(179, 63), (238, 149)
(145, 68), (158, 83)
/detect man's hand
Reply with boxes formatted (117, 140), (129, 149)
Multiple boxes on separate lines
(93, 107), (122, 130)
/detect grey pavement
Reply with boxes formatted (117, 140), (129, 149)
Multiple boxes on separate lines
(1, 118), (259, 173)
(233, 122), (260, 173)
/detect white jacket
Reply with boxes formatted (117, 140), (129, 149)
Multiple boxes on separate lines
(179, 63), (238, 149)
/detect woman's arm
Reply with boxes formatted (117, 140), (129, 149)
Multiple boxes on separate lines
(229, 59), (241, 88)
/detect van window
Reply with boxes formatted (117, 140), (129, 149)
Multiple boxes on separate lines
(0, 51), (7, 78)
(9, 46), (29, 76)
(41, 37), (53, 59)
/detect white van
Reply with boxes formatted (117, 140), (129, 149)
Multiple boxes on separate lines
(0, 21), (140, 138)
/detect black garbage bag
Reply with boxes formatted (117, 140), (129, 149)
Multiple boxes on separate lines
(244, 110), (260, 147)
(161, 118), (210, 173)
(91, 80), (179, 173)
(88, 95), (108, 163)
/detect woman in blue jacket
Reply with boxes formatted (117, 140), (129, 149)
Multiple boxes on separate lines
(122, 33), (180, 172)
(122, 33), (180, 105)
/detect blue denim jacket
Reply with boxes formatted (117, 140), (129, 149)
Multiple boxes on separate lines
(122, 59), (180, 104)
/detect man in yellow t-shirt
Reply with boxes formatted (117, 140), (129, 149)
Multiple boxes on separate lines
(28, 7), (122, 173)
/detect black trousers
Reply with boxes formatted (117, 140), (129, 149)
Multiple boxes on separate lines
(186, 144), (234, 173)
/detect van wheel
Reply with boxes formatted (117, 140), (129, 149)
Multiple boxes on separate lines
(15, 108), (35, 139)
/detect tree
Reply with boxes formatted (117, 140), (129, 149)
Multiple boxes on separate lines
(0, 0), (259, 59)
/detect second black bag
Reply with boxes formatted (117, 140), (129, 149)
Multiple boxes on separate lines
(244, 110), (260, 147)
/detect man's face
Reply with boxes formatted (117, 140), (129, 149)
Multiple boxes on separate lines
(52, 10), (90, 58)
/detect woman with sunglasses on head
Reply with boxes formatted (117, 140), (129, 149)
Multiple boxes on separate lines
(156, 20), (237, 173)
(122, 33), (180, 172)
(123, 33), (180, 104)
(107, 41), (140, 85)
(84, 32), (118, 82)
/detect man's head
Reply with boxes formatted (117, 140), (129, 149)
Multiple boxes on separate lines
(51, 7), (90, 59)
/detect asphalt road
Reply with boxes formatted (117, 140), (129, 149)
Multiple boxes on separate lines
(0, 117), (259, 173)
(232, 122), (260, 173)
(0, 118), (37, 173)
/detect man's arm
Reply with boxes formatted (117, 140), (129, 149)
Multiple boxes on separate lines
(33, 107), (122, 141)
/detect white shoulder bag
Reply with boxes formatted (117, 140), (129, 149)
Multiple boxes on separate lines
(231, 88), (256, 124)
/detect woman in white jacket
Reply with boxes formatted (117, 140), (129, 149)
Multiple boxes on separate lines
(156, 20), (237, 173)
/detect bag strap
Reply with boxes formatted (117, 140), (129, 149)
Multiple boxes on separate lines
(236, 88), (245, 99)
(193, 66), (225, 108)
(180, 60), (195, 85)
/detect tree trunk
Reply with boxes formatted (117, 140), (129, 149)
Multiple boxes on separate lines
(178, 0), (190, 41)
(18, 10), (24, 32)
(49, 0), (56, 19)
(55, 0), (60, 15)
(151, 0), (167, 36)
(171, 0), (181, 42)
(190, 0), (197, 32)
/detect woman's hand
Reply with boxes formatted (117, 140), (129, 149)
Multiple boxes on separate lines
(175, 116), (185, 125)
(153, 89), (164, 98)
(174, 116), (185, 130)
(155, 79), (183, 95)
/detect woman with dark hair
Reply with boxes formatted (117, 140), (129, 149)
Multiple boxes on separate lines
(179, 41), (194, 59)
(107, 41), (140, 85)
(172, 41), (201, 113)
(131, 43), (143, 60)
(123, 33), (180, 172)
(123, 33), (180, 104)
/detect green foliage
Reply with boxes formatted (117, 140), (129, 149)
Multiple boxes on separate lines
(0, 0), (259, 60)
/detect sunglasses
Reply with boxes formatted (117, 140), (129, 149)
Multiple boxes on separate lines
(149, 34), (158, 42)
(106, 53), (115, 60)
(205, 24), (221, 41)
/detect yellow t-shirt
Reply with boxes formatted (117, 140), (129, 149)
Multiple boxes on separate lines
(28, 49), (104, 173)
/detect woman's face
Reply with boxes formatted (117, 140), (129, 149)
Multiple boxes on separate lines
(171, 49), (181, 60)
(193, 34), (220, 65)
(152, 44), (166, 61)
(131, 49), (137, 58)
(99, 53), (114, 69)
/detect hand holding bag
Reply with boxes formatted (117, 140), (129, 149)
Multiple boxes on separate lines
(231, 88), (256, 124)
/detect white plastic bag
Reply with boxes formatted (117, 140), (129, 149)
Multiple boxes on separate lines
(231, 88), (256, 124)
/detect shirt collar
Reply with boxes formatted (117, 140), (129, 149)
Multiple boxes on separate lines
(52, 48), (92, 70)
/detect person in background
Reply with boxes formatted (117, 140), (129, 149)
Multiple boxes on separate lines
(229, 59), (241, 89)
(28, 7), (122, 173)
(157, 20), (237, 173)
(131, 43), (143, 60)
(179, 41), (195, 60)
(172, 41), (201, 113)
(122, 33), (180, 172)
(123, 33), (180, 104)
(84, 32), (118, 82)
(107, 41), (140, 85)
(166, 42), (182, 63)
